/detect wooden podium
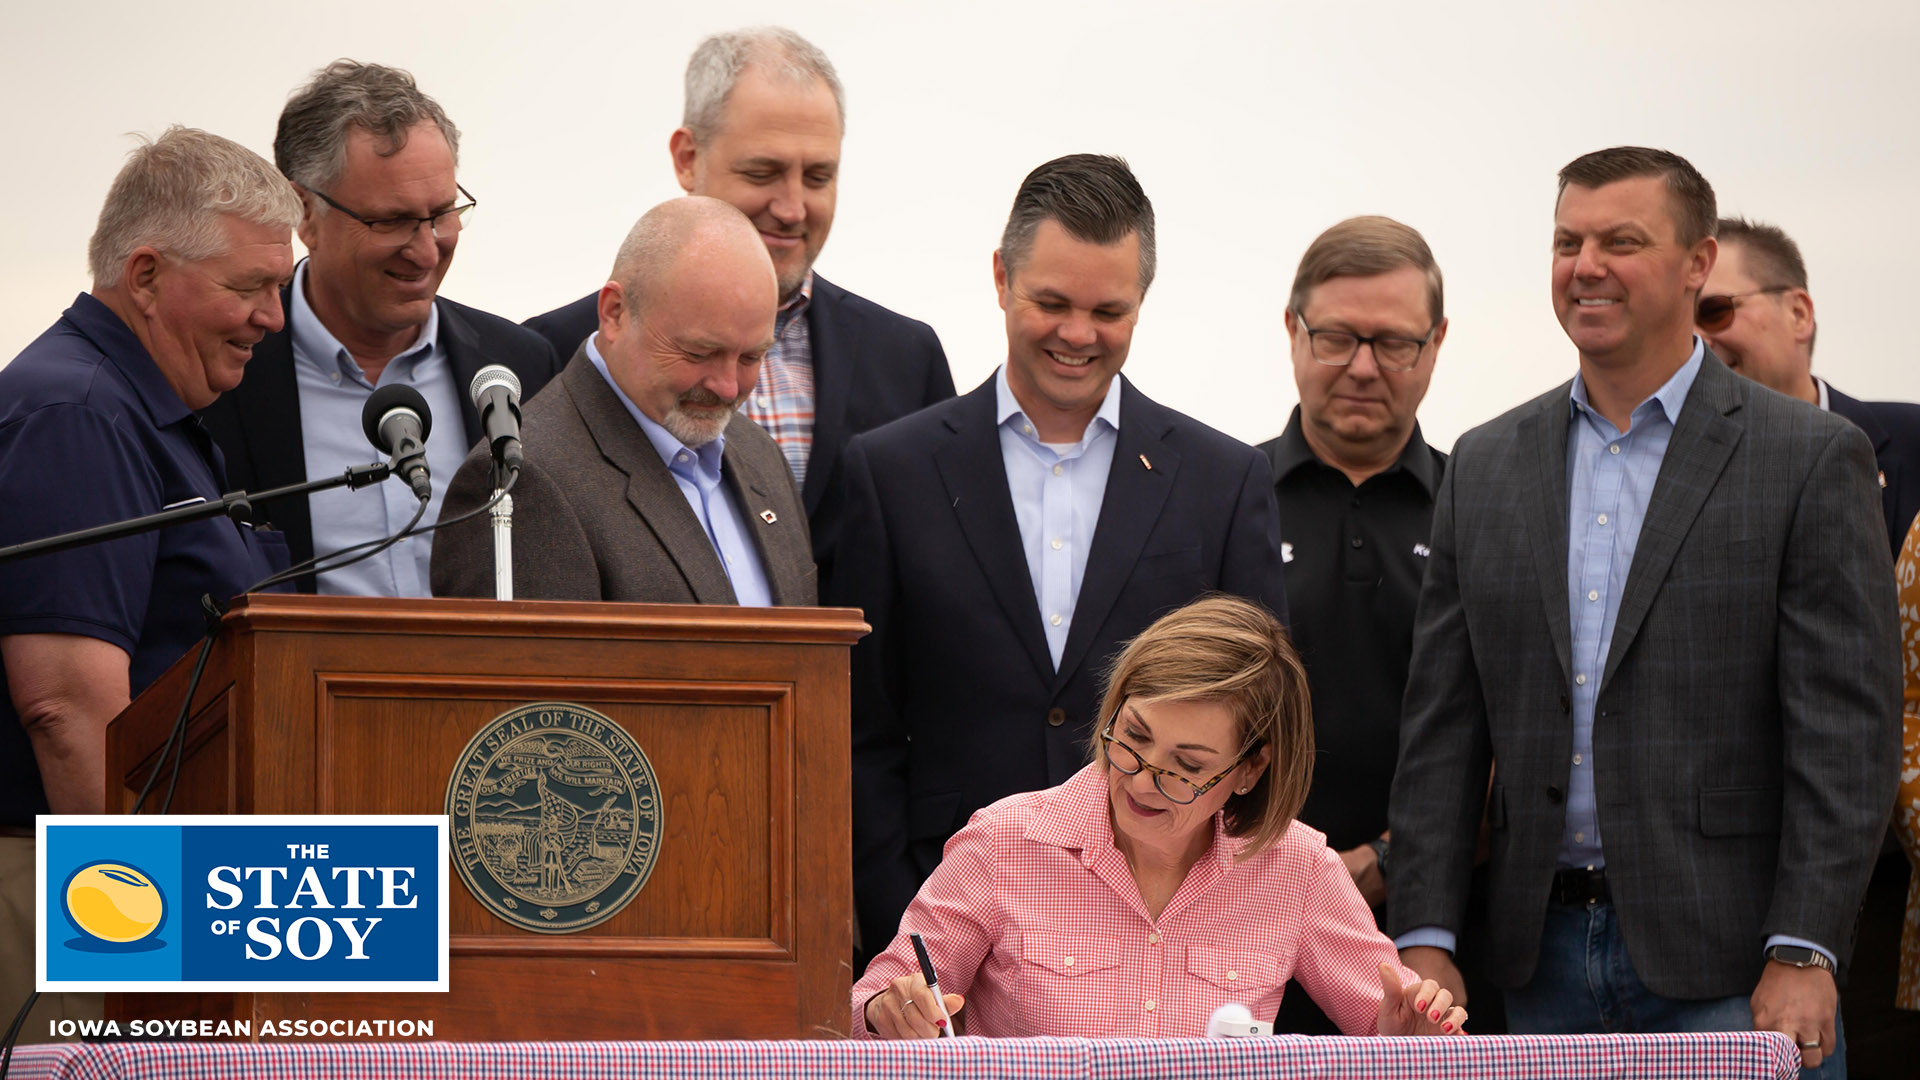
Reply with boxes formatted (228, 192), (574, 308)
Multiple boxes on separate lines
(104, 593), (866, 1041)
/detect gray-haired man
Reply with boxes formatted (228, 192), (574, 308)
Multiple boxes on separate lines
(202, 60), (561, 596)
(524, 27), (955, 594)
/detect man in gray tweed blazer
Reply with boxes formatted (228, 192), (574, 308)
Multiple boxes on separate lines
(433, 198), (815, 605)
(1386, 148), (1898, 1076)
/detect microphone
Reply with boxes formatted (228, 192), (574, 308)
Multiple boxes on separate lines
(469, 365), (524, 474)
(362, 384), (434, 501)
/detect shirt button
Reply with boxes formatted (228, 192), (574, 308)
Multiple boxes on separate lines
(677, 452), (689, 463)
(1226, 970), (1238, 982)
(1573, 753), (1584, 765)
(1050, 613), (1063, 627)
(1047, 708), (1066, 727)
(1063, 956), (1075, 968)
(1587, 589), (1600, 602)
(1144, 1000), (1156, 1012)
(1575, 673), (1588, 686)
(1052, 464), (1064, 476)
(1350, 537), (1364, 549)
(1050, 538), (1063, 550)
(1023, 423), (1033, 435)
(1597, 513), (1608, 525)
(1147, 932), (1161, 945)
(1609, 444), (1621, 455)
(1574, 832), (1586, 843)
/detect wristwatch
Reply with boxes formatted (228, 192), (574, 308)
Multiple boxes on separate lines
(1764, 945), (1835, 974)
(1367, 837), (1390, 877)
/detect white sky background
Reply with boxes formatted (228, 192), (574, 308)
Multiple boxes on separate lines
(0, 0), (1913, 452)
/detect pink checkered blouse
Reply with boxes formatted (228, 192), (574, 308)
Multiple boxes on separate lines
(852, 763), (1414, 1039)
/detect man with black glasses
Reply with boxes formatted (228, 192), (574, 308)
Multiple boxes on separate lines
(202, 61), (560, 596)
(1259, 217), (1509, 1034)
(1696, 217), (1919, 553)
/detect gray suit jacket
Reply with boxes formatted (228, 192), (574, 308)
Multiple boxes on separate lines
(1386, 351), (1900, 999)
(431, 351), (816, 605)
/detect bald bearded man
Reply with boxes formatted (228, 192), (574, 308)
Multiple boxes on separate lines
(431, 197), (815, 604)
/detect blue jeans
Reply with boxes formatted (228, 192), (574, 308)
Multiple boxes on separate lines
(1505, 900), (1845, 1079)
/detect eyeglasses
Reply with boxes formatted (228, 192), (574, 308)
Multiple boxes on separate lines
(1099, 709), (1256, 806)
(1292, 313), (1434, 372)
(1695, 287), (1791, 333)
(309, 183), (477, 248)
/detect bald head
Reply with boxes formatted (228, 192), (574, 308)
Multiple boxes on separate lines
(610, 196), (775, 317)
(595, 197), (779, 447)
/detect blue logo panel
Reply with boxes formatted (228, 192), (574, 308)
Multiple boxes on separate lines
(40, 816), (448, 992)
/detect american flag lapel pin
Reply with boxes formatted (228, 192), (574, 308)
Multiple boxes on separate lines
(760, 509), (778, 524)
(1139, 453), (1152, 471)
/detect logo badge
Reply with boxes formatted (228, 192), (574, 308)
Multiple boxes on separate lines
(1281, 541), (1294, 563)
(446, 702), (663, 933)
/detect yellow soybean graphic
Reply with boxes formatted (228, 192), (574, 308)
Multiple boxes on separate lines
(65, 863), (163, 943)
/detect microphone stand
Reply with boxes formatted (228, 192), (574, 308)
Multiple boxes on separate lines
(0, 463), (391, 564)
(489, 463), (514, 601)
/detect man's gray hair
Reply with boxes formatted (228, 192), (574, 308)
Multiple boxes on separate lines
(683, 27), (845, 144)
(275, 60), (460, 196)
(88, 126), (301, 287)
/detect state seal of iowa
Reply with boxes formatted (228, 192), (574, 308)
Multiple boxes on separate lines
(446, 702), (662, 933)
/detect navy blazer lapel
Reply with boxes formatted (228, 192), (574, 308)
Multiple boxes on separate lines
(436, 298), (489, 449)
(1600, 355), (1744, 690)
(1519, 389), (1575, 689)
(932, 382), (1055, 685)
(237, 286), (315, 564)
(1055, 379), (1177, 685)
(562, 355), (738, 604)
(801, 276), (853, 517)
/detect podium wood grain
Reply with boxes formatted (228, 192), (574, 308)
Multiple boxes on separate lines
(106, 594), (865, 1041)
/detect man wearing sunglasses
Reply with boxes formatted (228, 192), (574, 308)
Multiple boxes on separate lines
(201, 61), (561, 596)
(1697, 217), (1920, 554)
(1387, 147), (1898, 1078)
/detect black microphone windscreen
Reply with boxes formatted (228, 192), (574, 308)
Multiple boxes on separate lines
(362, 384), (434, 452)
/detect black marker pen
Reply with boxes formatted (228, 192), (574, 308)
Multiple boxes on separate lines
(909, 932), (956, 1037)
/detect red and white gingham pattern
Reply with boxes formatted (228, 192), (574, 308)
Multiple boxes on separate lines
(853, 763), (1410, 1039)
(2, 1032), (1800, 1080)
(740, 276), (815, 488)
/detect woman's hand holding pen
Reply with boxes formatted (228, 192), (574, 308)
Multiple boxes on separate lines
(864, 973), (966, 1039)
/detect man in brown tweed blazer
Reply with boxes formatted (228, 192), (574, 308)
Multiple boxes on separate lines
(432, 198), (815, 605)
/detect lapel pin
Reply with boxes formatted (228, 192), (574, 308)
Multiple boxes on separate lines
(1878, 470), (1887, 489)
(760, 509), (778, 524)
(1139, 454), (1153, 471)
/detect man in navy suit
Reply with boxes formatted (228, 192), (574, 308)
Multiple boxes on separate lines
(523, 28), (954, 592)
(1697, 216), (1920, 551)
(201, 61), (560, 595)
(832, 154), (1290, 963)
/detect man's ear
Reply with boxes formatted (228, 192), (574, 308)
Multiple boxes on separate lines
(668, 129), (700, 195)
(1685, 235), (1718, 293)
(992, 249), (1012, 312)
(122, 247), (164, 313)
(1788, 289), (1816, 348)
(292, 186), (323, 251)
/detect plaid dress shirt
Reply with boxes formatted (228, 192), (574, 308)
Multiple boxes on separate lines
(853, 763), (1412, 1038)
(741, 274), (815, 488)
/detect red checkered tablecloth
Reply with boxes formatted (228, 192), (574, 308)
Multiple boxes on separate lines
(2, 1032), (1802, 1080)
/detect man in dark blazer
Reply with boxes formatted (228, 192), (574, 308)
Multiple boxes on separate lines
(1698, 216), (1920, 552)
(434, 198), (814, 606)
(201, 61), (559, 595)
(833, 155), (1289, 962)
(523, 28), (952, 593)
(1699, 215), (1920, 1076)
(1387, 148), (1899, 1076)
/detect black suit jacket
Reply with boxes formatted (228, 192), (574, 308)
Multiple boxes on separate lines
(202, 284), (561, 591)
(522, 273), (954, 590)
(831, 375), (1290, 956)
(1827, 383), (1920, 552)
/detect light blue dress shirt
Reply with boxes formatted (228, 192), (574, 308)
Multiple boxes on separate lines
(994, 365), (1122, 669)
(290, 261), (466, 597)
(1397, 338), (1831, 966)
(584, 336), (772, 607)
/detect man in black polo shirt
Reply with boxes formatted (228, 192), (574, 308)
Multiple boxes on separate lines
(1260, 216), (1487, 1032)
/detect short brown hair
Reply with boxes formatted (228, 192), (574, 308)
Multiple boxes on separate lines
(1000, 154), (1156, 294)
(1715, 217), (1808, 290)
(1088, 594), (1312, 859)
(276, 60), (460, 194)
(1557, 146), (1716, 247)
(1288, 215), (1444, 324)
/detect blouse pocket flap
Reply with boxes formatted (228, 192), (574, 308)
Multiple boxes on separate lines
(1021, 932), (1123, 978)
(1185, 945), (1280, 991)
